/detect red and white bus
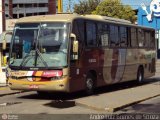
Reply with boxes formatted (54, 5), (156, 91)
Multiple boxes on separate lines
(8, 14), (156, 94)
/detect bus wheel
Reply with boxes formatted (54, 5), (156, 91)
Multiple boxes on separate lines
(137, 67), (144, 83)
(85, 73), (95, 95)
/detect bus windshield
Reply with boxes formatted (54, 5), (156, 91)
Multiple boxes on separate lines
(9, 23), (69, 69)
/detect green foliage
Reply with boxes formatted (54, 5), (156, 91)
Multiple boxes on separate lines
(74, 0), (101, 14)
(92, 0), (137, 23)
(73, 0), (136, 23)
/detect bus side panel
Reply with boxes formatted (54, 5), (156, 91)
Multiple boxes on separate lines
(138, 49), (156, 78)
(69, 66), (86, 92)
(99, 48), (112, 85)
(101, 48), (127, 85)
(123, 48), (156, 82)
(69, 48), (101, 92)
(82, 48), (103, 87)
(122, 49), (138, 82)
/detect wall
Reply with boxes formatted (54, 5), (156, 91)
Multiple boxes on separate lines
(138, 5), (160, 59)
(138, 7), (160, 30)
(0, 1), (3, 34)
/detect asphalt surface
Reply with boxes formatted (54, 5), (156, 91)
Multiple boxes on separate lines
(0, 76), (159, 120)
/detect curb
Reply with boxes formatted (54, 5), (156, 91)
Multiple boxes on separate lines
(0, 86), (27, 97)
(0, 91), (24, 97)
(75, 94), (160, 112)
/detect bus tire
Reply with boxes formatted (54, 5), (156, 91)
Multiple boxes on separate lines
(137, 67), (144, 83)
(85, 73), (95, 95)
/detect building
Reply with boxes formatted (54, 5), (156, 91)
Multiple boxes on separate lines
(138, 0), (160, 59)
(4, 0), (56, 19)
(0, 0), (5, 34)
(0, 0), (57, 33)
(0, 0), (58, 72)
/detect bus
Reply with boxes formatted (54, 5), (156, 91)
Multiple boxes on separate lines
(7, 13), (156, 94)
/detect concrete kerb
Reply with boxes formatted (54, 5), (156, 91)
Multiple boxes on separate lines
(110, 94), (160, 112)
(75, 81), (160, 113)
(75, 94), (160, 113)
(75, 102), (106, 112)
(0, 86), (27, 97)
(0, 91), (24, 97)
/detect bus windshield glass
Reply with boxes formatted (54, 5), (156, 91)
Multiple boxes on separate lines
(9, 23), (69, 69)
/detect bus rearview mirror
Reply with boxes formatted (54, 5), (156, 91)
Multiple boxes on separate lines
(2, 40), (7, 50)
(70, 33), (79, 60)
(2, 31), (13, 50)
(72, 40), (79, 60)
(70, 33), (76, 41)
(73, 40), (78, 53)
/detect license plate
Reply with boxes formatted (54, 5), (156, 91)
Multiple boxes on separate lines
(29, 85), (39, 89)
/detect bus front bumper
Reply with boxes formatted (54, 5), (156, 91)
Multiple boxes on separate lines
(8, 77), (70, 92)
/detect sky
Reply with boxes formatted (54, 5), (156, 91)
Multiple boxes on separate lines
(121, 0), (151, 9)
(63, 0), (152, 12)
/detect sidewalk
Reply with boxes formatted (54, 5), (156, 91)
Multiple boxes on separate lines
(75, 80), (160, 112)
(0, 85), (23, 97)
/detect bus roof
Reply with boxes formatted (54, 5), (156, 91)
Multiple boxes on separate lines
(83, 15), (131, 24)
(16, 13), (154, 30)
(17, 13), (79, 23)
(17, 13), (131, 23)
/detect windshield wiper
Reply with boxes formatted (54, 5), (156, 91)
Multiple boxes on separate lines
(34, 24), (48, 67)
(35, 48), (48, 67)
(19, 49), (48, 68)
(20, 24), (48, 68)
(19, 50), (35, 67)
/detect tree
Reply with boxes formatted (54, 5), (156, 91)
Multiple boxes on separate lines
(92, 0), (136, 23)
(74, 0), (101, 15)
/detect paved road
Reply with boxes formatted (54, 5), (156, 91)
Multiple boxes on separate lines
(0, 78), (159, 120)
(118, 96), (160, 114)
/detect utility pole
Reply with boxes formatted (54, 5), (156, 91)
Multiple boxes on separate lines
(58, 0), (63, 13)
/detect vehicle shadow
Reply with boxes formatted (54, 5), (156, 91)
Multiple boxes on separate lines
(44, 100), (76, 108)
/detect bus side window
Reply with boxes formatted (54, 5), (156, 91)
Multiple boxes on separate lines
(144, 30), (150, 47)
(110, 25), (119, 47)
(97, 23), (109, 47)
(120, 26), (127, 47)
(72, 19), (85, 61)
(131, 28), (138, 47)
(72, 19), (85, 43)
(127, 27), (131, 47)
(150, 31), (155, 48)
(86, 21), (97, 47)
(138, 29), (145, 47)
